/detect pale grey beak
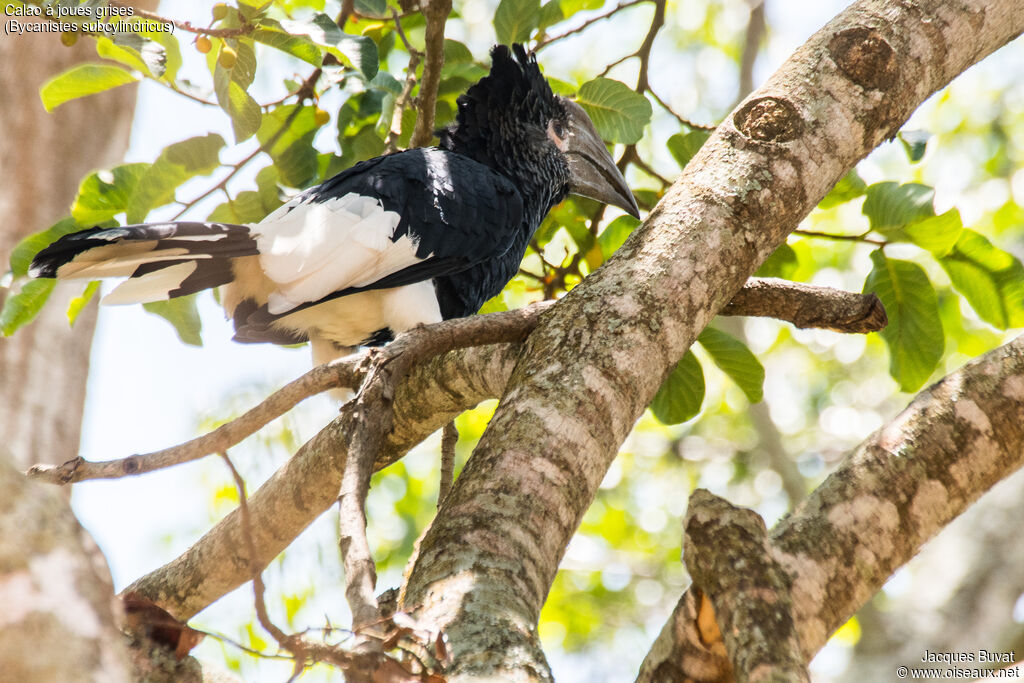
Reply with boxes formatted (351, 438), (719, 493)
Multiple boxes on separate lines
(561, 99), (640, 218)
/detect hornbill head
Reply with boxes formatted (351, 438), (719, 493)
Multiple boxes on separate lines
(438, 44), (640, 220)
(546, 98), (640, 218)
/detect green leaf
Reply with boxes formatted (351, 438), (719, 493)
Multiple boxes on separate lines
(559, 0), (603, 17)
(940, 228), (1024, 329)
(68, 163), (149, 225)
(280, 14), (378, 78)
(339, 124), (386, 168)
(127, 134), (225, 222)
(650, 351), (704, 425)
(134, 22), (182, 82)
(576, 78), (652, 144)
(258, 105), (319, 187)
(755, 243), (798, 279)
(818, 169), (867, 209)
(864, 250), (943, 392)
(862, 182), (935, 234)
(494, 0), (541, 44)
(443, 39), (474, 64)
(40, 64), (138, 112)
(10, 217), (86, 277)
(334, 35), (379, 80)
(143, 294), (203, 346)
(597, 215), (640, 259)
(280, 13), (343, 47)
(537, 0), (563, 29)
(903, 209), (963, 256)
(697, 327), (764, 403)
(96, 34), (167, 78)
(0, 279), (56, 336)
(215, 74), (262, 142)
(370, 71), (403, 95)
(67, 280), (100, 326)
(253, 20), (323, 66)
(898, 130), (930, 163)
(355, 0), (386, 16)
(666, 130), (710, 170)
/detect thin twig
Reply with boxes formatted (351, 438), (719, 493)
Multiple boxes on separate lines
(25, 359), (364, 484)
(648, 87), (718, 131)
(219, 451), (291, 646)
(793, 228), (885, 246)
(409, 0), (451, 148)
(108, 1), (251, 37)
(634, 0), (665, 93)
(535, 0), (649, 50)
(735, 0), (767, 107)
(337, 356), (388, 631)
(336, 0), (355, 28)
(171, 69), (321, 220)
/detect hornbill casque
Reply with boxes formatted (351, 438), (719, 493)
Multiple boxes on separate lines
(30, 44), (639, 371)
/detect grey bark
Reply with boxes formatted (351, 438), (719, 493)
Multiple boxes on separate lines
(115, 0), (1024, 680)
(640, 332), (1024, 681)
(399, 0), (1024, 680)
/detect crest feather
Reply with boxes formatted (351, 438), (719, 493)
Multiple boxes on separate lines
(437, 44), (560, 162)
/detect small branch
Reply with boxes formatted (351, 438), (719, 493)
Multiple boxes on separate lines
(25, 360), (364, 484)
(720, 277), (887, 334)
(621, 145), (671, 187)
(170, 69), (320, 220)
(735, 0), (767, 106)
(793, 228), (885, 246)
(337, 354), (389, 631)
(409, 0), (451, 148)
(535, 0), (649, 50)
(385, 50), (421, 154)
(633, 0), (665, 94)
(109, 1), (249, 37)
(439, 421), (458, 507)
(683, 490), (810, 682)
(336, 0), (355, 28)
(219, 451), (290, 646)
(648, 87), (717, 131)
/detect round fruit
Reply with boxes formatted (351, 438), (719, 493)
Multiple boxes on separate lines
(60, 31), (78, 47)
(314, 108), (330, 127)
(195, 36), (212, 54)
(212, 3), (228, 21)
(218, 46), (237, 69)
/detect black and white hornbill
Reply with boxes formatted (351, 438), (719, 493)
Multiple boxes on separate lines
(30, 44), (639, 368)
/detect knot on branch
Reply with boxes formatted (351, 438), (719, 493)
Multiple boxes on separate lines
(683, 489), (809, 682)
(733, 97), (804, 143)
(829, 27), (897, 91)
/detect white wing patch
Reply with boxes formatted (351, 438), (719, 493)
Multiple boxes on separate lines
(102, 262), (197, 305)
(256, 192), (430, 315)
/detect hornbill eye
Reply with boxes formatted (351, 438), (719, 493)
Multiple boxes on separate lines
(551, 119), (565, 139)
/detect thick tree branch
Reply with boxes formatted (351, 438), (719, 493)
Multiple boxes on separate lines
(26, 279), (879, 487)
(639, 333), (1024, 681)
(124, 342), (524, 619)
(397, 1), (1024, 679)
(683, 490), (809, 683)
(721, 277), (886, 333)
(0, 458), (132, 682)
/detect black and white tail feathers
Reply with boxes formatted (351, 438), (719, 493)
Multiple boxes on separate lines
(29, 221), (259, 305)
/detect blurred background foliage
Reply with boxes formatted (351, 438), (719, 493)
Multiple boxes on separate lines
(2, 0), (1023, 679)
